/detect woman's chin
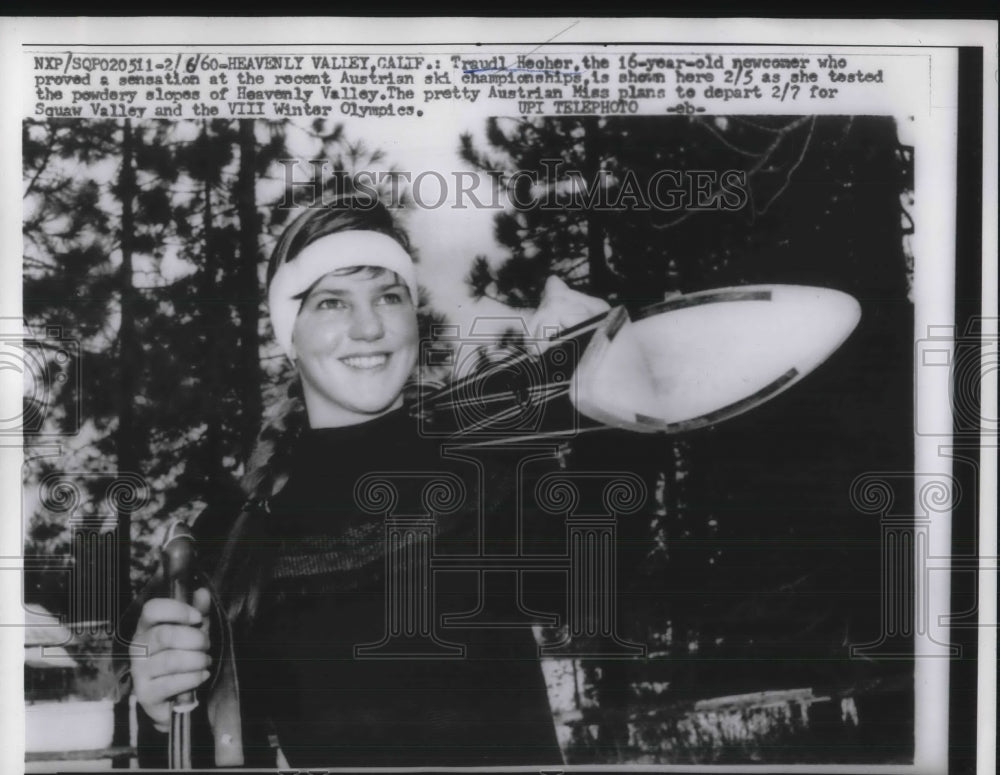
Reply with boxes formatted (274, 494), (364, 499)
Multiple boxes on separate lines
(356, 400), (402, 416)
(348, 389), (407, 417)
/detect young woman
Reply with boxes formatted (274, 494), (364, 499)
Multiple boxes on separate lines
(122, 195), (609, 768)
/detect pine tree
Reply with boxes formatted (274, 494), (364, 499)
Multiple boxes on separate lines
(460, 114), (914, 761)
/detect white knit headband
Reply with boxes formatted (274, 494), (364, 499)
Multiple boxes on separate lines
(268, 230), (419, 359)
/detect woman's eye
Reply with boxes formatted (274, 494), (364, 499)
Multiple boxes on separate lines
(376, 292), (404, 305)
(315, 297), (347, 310)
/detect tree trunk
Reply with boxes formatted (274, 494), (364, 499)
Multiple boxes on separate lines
(581, 118), (613, 297)
(113, 118), (138, 767)
(236, 119), (261, 462)
(200, 121), (222, 493)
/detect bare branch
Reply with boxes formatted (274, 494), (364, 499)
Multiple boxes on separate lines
(757, 116), (817, 215)
(694, 118), (764, 158)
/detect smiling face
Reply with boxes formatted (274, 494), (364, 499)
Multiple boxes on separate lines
(291, 268), (419, 428)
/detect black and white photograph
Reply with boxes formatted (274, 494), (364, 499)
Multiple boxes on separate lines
(0, 17), (995, 775)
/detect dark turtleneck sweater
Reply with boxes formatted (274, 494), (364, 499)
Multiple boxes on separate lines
(232, 408), (564, 768)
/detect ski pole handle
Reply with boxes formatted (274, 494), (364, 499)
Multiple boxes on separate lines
(161, 521), (198, 769)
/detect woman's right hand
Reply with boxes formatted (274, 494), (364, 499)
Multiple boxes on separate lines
(129, 587), (213, 733)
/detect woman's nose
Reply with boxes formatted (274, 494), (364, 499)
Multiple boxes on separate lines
(348, 303), (385, 341)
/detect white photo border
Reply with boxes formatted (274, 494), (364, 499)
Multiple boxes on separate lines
(0, 16), (995, 775)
